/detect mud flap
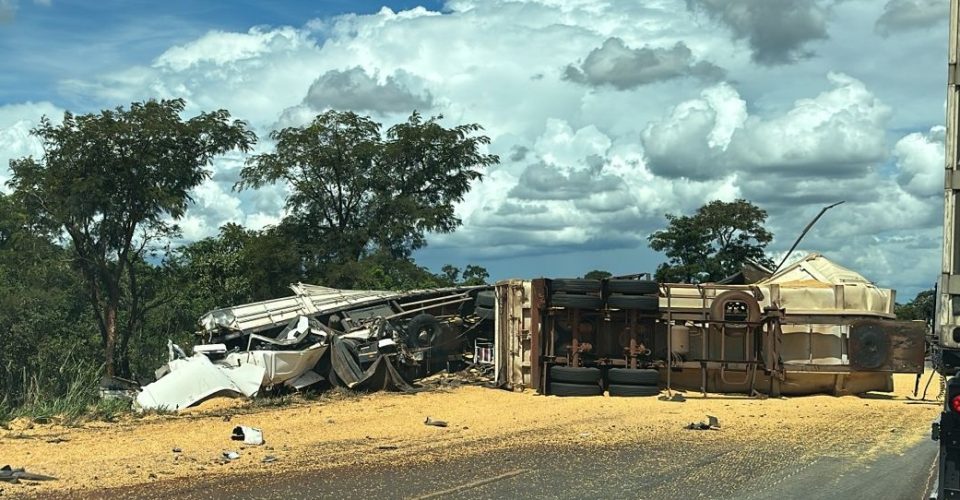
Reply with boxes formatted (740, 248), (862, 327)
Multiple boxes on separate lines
(849, 319), (926, 373)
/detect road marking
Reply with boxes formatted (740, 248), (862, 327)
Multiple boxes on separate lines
(411, 468), (528, 499)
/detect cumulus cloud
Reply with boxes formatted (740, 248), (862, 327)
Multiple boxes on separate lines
(642, 73), (890, 180)
(0, 101), (63, 191)
(36, 0), (948, 295)
(686, 0), (832, 65)
(893, 126), (944, 198)
(563, 38), (724, 89)
(301, 67), (432, 115)
(876, 0), (944, 36)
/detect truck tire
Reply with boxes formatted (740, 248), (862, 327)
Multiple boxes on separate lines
(406, 314), (440, 348)
(551, 293), (603, 309)
(551, 279), (602, 294)
(550, 382), (603, 397)
(476, 290), (495, 308)
(608, 384), (660, 397)
(606, 294), (659, 312)
(475, 305), (495, 320)
(606, 279), (658, 295)
(607, 368), (659, 385)
(550, 366), (601, 384)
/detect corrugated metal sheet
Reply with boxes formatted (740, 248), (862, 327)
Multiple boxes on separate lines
(198, 283), (483, 334)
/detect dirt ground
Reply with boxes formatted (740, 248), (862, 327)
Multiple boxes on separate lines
(0, 372), (944, 498)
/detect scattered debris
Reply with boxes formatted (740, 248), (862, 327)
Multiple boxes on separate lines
(231, 426), (264, 445)
(0, 465), (56, 483)
(685, 415), (721, 430)
(222, 451), (240, 461)
(424, 417), (448, 427)
(659, 393), (686, 402)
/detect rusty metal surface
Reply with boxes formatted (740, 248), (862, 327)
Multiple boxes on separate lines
(849, 319), (926, 373)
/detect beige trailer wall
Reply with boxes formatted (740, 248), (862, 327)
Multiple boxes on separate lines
(494, 280), (533, 390)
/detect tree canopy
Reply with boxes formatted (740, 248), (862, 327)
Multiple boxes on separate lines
(648, 199), (774, 283)
(8, 99), (256, 376)
(895, 288), (935, 324)
(583, 270), (612, 280)
(236, 110), (498, 287)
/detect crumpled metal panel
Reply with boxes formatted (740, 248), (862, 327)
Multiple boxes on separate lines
(849, 319), (926, 373)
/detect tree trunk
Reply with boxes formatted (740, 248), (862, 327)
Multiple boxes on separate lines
(104, 299), (118, 378)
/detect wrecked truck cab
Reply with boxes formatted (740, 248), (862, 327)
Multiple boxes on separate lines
(137, 283), (494, 411)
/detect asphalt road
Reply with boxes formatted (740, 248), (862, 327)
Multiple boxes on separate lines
(83, 436), (939, 500)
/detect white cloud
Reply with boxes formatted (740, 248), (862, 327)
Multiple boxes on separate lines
(894, 126), (944, 198)
(0, 101), (63, 191)
(12, 0), (950, 296)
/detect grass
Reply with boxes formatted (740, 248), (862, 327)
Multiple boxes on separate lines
(0, 355), (147, 427)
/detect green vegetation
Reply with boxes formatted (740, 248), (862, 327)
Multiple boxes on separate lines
(0, 100), (496, 424)
(648, 199), (774, 283)
(896, 288), (935, 324)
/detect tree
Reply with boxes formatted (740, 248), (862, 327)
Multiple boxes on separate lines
(8, 99), (255, 376)
(895, 288), (935, 324)
(236, 110), (498, 287)
(648, 199), (773, 283)
(583, 270), (612, 280)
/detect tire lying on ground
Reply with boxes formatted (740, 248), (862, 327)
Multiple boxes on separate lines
(550, 382), (604, 397)
(606, 279), (658, 295)
(550, 366), (602, 384)
(607, 384), (660, 397)
(476, 290), (495, 308)
(475, 305), (495, 320)
(551, 292), (603, 309)
(607, 368), (659, 385)
(605, 294), (658, 312)
(551, 278), (601, 294)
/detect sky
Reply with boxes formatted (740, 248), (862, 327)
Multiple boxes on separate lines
(0, 0), (949, 300)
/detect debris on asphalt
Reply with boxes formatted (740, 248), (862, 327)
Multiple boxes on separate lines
(685, 415), (721, 430)
(231, 426), (264, 445)
(0, 465), (57, 483)
(424, 417), (448, 427)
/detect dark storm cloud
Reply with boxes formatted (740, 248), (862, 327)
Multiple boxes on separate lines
(686, 0), (831, 66)
(508, 145), (530, 162)
(563, 38), (724, 90)
(875, 0), (944, 36)
(508, 162), (622, 201)
(303, 66), (432, 114)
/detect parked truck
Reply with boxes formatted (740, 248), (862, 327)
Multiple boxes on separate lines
(933, 1), (960, 498)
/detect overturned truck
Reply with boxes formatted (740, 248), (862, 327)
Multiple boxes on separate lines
(494, 254), (927, 397)
(137, 283), (494, 410)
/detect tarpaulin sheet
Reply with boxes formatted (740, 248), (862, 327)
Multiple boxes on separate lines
(322, 336), (419, 393)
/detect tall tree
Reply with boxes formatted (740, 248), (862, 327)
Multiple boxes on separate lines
(648, 199), (774, 283)
(8, 99), (255, 376)
(236, 110), (498, 287)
